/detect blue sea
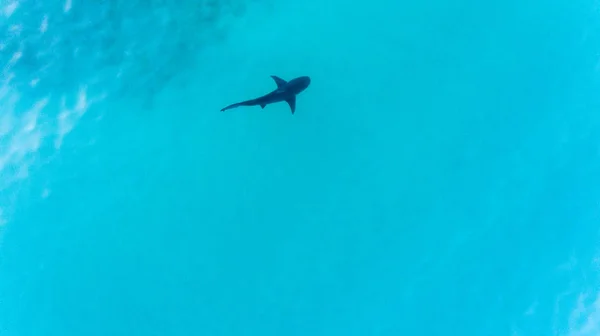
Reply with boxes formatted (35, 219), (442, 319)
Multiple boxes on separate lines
(1, 0), (600, 335)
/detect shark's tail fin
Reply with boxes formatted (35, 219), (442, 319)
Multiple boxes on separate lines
(220, 103), (242, 112)
(220, 99), (259, 112)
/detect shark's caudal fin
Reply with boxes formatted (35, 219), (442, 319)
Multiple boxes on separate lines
(220, 103), (242, 111)
(270, 75), (287, 88)
(220, 99), (256, 112)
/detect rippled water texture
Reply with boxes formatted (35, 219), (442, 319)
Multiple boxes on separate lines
(2, 0), (600, 335)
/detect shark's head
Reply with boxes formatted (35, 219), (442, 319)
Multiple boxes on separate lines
(289, 76), (311, 94)
(297, 76), (311, 89)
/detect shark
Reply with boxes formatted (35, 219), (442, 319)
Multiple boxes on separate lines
(220, 75), (311, 114)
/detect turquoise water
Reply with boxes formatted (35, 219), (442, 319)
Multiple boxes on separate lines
(2, 0), (600, 335)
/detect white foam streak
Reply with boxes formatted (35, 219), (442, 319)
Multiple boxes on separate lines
(55, 87), (105, 149)
(0, 82), (49, 195)
(64, 0), (71, 13)
(567, 292), (600, 336)
(9, 51), (21, 66)
(4, 1), (18, 17)
(40, 15), (48, 33)
(0, 1), (107, 229)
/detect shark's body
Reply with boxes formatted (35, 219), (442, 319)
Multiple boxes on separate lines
(220, 75), (311, 114)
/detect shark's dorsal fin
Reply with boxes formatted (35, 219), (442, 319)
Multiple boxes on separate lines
(270, 75), (287, 88)
(285, 96), (296, 114)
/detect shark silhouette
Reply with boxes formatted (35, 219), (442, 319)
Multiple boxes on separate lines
(220, 75), (311, 114)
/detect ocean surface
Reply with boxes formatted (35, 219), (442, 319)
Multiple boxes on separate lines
(1, 0), (600, 335)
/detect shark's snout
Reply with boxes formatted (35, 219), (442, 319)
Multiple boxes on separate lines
(299, 76), (311, 87)
(292, 76), (310, 93)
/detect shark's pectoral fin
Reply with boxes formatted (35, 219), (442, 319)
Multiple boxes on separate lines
(285, 96), (296, 114)
(260, 104), (266, 109)
(270, 76), (287, 88)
